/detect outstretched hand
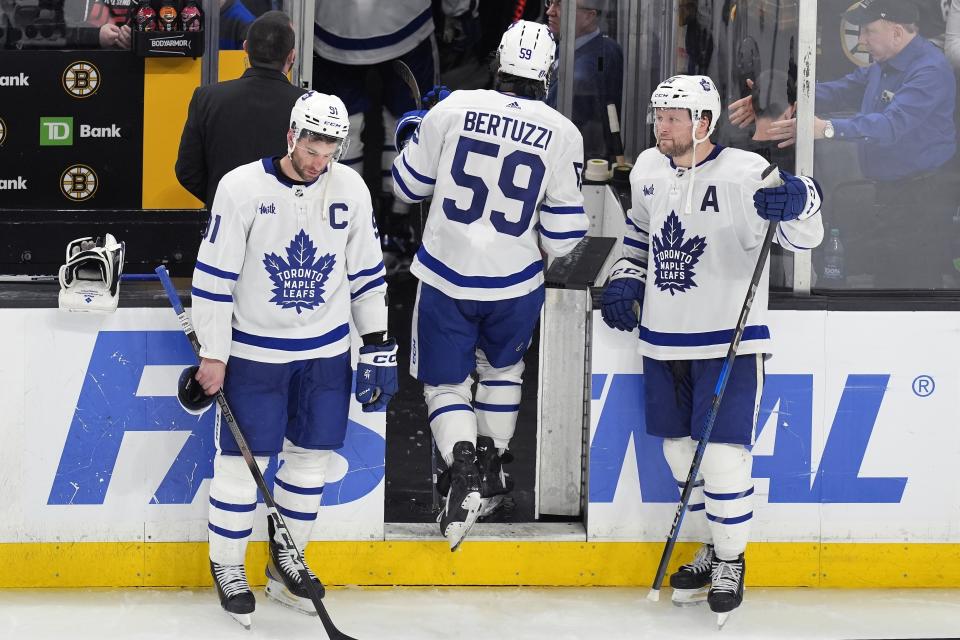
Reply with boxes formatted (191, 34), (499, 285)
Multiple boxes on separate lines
(728, 79), (756, 128)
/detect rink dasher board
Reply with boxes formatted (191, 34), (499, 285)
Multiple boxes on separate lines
(588, 309), (960, 543)
(1, 308), (960, 587)
(0, 308), (386, 544)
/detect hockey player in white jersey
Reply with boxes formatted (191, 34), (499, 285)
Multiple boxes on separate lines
(391, 20), (590, 551)
(185, 91), (397, 628)
(313, 0), (480, 275)
(601, 75), (823, 621)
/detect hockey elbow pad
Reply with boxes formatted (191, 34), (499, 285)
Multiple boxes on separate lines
(601, 258), (645, 332)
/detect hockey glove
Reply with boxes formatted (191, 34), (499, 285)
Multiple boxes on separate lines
(395, 109), (428, 152)
(753, 170), (810, 222)
(356, 338), (399, 412)
(177, 365), (216, 415)
(423, 85), (452, 109)
(601, 258), (646, 332)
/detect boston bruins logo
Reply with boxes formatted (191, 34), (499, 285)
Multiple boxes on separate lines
(840, 2), (871, 67)
(62, 61), (101, 98)
(61, 165), (98, 201)
(0, 117), (6, 146)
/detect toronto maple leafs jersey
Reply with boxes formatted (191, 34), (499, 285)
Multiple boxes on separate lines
(191, 158), (387, 365)
(622, 145), (823, 360)
(392, 89), (590, 301)
(313, 0), (433, 65)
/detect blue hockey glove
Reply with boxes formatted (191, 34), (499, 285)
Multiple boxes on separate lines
(753, 170), (808, 222)
(356, 338), (398, 412)
(423, 85), (451, 109)
(394, 109), (428, 152)
(601, 258), (645, 332)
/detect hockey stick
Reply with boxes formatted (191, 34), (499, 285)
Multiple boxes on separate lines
(392, 59), (438, 515)
(646, 164), (780, 603)
(392, 60), (422, 110)
(154, 266), (359, 640)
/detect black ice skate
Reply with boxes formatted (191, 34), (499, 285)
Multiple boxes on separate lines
(264, 518), (324, 616)
(475, 436), (514, 519)
(709, 554), (745, 628)
(210, 560), (255, 629)
(438, 440), (482, 552)
(669, 543), (714, 606)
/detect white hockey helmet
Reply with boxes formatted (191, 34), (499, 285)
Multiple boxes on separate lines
(288, 90), (351, 161)
(649, 75), (722, 143)
(497, 20), (556, 85)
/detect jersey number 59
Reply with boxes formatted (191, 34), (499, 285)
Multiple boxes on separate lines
(442, 136), (546, 237)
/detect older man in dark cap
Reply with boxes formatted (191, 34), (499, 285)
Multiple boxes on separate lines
(731, 0), (958, 289)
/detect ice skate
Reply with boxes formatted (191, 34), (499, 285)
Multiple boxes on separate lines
(264, 519), (324, 616)
(475, 436), (513, 519)
(210, 560), (255, 630)
(709, 554), (745, 628)
(438, 441), (482, 551)
(669, 543), (714, 606)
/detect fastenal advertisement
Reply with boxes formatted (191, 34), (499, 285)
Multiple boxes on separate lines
(0, 308), (385, 544)
(588, 310), (960, 543)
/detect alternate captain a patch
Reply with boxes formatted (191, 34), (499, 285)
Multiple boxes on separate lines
(651, 211), (706, 295)
(263, 229), (336, 313)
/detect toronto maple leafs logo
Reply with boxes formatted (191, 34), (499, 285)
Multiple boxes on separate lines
(263, 229), (335, 313)
(643, 184), (655, 197)
(651, 212), (706, 295)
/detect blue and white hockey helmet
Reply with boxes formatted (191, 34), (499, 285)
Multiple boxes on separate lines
(497, 20), (556, 85)
(288, 91), (350, 160)
(649, 75), (722, 142)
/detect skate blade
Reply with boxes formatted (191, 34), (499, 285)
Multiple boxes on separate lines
(445, 493), (482, 552)
(671, 587), (709, 607)
(226, 611), (252, 630)
(717, 611), (732, 629)
(265, 578), (318, 617)
(478, 495), (505, 519)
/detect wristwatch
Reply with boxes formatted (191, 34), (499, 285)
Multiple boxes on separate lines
(823, 120), (835, 139)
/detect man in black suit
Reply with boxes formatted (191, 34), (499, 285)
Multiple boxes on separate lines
(176, 10), (306, 208)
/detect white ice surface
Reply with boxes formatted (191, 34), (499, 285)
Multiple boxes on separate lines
(1, 587), (959, 639)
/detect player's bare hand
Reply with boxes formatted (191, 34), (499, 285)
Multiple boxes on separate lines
(767, 117), (798, 148)
(196, 358), (226, 396)
(98, 23), (121, 48)
(727, 79), (756, 128)
(116, 24), (132, 49)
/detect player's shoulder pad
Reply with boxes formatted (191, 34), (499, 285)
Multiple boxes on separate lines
(218, 158), (264, 190)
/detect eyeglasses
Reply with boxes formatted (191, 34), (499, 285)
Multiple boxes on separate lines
(545, 0), (597, 11)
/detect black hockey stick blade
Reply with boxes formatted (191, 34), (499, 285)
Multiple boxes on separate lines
(154, 266), (360, 640)
(646, 164), (780, 602)
(393, 60), (422, 110)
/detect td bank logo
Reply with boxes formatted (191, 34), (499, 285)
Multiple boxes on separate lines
(40, 117), (73, 146)
(40, 117), (122, 146)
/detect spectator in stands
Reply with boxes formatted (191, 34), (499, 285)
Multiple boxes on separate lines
(1, 0), (130, 49)
(176, 11), (305, 208)
(729, 0), (958, 288)
(544, 0), (624, 162)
